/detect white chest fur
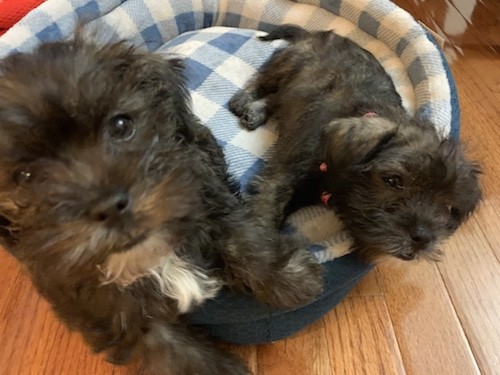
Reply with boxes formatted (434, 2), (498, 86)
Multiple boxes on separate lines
(99, 235), (222, 313)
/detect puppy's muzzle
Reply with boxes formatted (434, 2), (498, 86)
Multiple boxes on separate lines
(409, 224), (434, 250)
(90, 189), (131, 224)
(396, 224), (435, 261)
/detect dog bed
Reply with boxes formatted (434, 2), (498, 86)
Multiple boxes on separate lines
(0, 0), (460, 344)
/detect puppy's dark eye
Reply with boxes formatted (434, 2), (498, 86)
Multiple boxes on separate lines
(13, 167), (34, 185)
(108, 115), (136, 141)
(383, 175), (403, 189)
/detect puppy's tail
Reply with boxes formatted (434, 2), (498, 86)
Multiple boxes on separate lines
(140, 322), (249, 375)
(259, 24), (310, 43)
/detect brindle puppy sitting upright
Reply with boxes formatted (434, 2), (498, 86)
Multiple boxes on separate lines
(0, 36), (323, 375)
(230, 25), (481, 261)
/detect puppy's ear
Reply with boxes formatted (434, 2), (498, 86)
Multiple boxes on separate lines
(323, 117), (398, 173)
(145, 56), (197, 143)
(440, 139), (482, 224)
(320, 117), (398, 196)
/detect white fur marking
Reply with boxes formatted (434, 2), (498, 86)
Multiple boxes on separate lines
(99, 234), (222, 313)
(151, 255), (221, 313)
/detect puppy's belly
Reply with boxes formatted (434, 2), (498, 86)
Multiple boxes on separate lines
(99, 235), (222, 313)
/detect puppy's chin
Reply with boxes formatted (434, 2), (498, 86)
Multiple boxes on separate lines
(353, 236), (444, 263)
(394, 247), (443, 262)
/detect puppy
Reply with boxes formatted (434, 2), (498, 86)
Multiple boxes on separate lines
(229, 25), (481, 262)
(0, 36), (323, 374)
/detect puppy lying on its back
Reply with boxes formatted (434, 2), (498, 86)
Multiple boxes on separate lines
(0, 36), (323, 374)
(230, 25), (481, 261)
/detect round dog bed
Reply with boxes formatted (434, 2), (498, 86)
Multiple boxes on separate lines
(0, 0), (460, 344)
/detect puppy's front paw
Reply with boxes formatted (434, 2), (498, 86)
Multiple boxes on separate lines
(228, 89), (253, 117)
(257, 249), (324, 309)
(228, 91), (268, 130)
(240, 99), (268, 130)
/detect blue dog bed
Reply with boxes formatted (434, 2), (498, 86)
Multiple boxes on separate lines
(0, 0), (459, 344)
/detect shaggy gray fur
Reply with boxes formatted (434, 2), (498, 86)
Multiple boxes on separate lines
(230, 25), (481, 261)
(0, 36), (323, 374)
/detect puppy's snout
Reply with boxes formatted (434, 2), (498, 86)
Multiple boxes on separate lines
(409, 224), (433, 249)
(91, 191), (130, 222)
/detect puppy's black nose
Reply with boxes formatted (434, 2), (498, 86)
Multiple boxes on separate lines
(92, 191), (130, 222)
(410, 224), (433, 249)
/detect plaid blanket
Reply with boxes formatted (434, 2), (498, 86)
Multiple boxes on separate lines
(0, 0), (459, 262)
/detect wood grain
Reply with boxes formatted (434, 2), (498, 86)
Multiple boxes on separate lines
(393, 0), (500, 49)
(377, 258), (481, 375)
(256, 319), (332, 375)
(324, 296), (406, 375)
(348, 269), (383, 297)
(224, 345), (258, 375)
(438, 218), (500, 375)
(0, 259), (127, 375)
(451, 48), (500, 263)
(0, 251), (21, 317)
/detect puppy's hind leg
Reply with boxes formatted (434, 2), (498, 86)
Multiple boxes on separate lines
(230, 40), (310, 131)
(247, 139), (321, 229)
(226, 143), (324, 309)
(257, 234), (324, 309)
(229, 56), (289, 131)
(140, 322), (249, 375)
(223, 214), (323, 309)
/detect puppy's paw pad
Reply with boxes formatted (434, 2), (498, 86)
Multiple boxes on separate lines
(228, 90), (254, 117)
(241, 100), (268, 130)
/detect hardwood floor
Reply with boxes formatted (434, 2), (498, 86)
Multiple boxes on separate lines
(1, 1), (499, 374)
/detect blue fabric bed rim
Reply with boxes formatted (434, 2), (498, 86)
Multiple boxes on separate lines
(187, 255), (372, 345)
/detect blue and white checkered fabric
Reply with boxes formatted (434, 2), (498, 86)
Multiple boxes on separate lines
(0, 0), (459, 135)
(159, 28), (285, 190)
(0, 0), (459, 262)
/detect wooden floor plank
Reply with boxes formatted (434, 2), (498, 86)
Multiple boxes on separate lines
(461, 49), (500, 97)
(452, 52), (500, 182)
(438, 217), (500, 375)
(348, 269), (383, 297)
(256, 319), (332, 375)
(0, 272), (48, 375)
(0, 269), (126, 375)
(377, 258), (481, 375)
(0, 251), (21, 317)
(473, 198), (500, 262)
(225, 345), (258, 375)
(40, 323), (132, 375)
(324, 296), (406, 375)
(451, 53), (500, 262)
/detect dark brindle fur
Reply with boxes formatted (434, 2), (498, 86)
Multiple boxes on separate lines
(0, 36), (323, 374)
(230, 25), (481, 261)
